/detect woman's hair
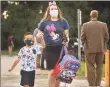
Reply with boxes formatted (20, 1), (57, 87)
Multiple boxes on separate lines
(40, 4), (65, 23)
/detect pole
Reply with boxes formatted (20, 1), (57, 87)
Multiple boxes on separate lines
(77, 9), (82, 63)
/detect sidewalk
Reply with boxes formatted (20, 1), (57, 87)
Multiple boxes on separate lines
(1, 55), (106, 87)
(1, 69), (106, 87)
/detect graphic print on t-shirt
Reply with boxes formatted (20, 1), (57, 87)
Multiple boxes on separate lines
(18, 46), (38, 71)
(38, 20), (70, 46)
(46, 24), (60, 40)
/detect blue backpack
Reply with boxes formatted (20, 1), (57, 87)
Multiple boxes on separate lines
(56, 47), (80, 84)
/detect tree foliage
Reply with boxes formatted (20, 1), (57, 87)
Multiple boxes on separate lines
(1, 1), (110, 50)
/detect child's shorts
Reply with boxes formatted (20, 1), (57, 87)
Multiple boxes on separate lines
(20, 70), (35, 86)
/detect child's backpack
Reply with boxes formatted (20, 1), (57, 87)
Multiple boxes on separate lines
(57, 54), (80, 84)
(52, 46), (80, 84)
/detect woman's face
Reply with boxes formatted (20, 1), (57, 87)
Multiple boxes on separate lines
(49, 5), (58, 17)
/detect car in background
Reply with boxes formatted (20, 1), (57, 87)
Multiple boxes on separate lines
(73, 38), (85, 61)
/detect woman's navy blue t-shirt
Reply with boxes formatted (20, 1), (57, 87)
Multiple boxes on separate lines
(38, 20), (70, 46)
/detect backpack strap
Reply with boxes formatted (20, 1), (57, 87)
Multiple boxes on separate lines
(56, 46), (68, 64)
(56, 46), (65, 64)
(63, 46), (68, 54)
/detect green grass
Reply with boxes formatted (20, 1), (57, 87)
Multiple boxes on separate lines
(77, 62), (105, 77)
(77, 62), (85, 76)
(1, 50), (19, 55)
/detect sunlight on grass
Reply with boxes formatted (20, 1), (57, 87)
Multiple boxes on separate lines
(77, 62), (105, 77)
(1, 50), (19, 55)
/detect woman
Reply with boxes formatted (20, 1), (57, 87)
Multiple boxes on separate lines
(37, 1), (70, 87)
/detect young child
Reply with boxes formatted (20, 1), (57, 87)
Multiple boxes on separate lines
(59, 39), (77, 66)
(8, 32), (39, 87)
(33, 28), (44, 68)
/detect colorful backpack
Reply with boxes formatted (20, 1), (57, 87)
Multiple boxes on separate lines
(57, 55), (80, 83)
(52, 46), (80, 84)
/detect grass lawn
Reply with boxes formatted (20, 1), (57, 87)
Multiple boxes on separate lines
(77, 61), (105, 77)
(1, 50), (19, 55)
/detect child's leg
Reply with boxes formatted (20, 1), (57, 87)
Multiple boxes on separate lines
(20, 70), (34, 87)
(41, 49), (45, 69)
(37, 54), (40, 68)
(39, 54), (42, 67)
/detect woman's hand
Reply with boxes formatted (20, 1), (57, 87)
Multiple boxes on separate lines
(37, 31), (44, 38)
(62, 41), (68, 47)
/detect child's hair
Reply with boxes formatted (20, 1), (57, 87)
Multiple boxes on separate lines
(67, 39), (75, 55)
(24, 32), (33, 38)
(68, 39), (74, 50)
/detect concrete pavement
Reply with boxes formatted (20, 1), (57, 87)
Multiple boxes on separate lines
(1, 55), (106, 87)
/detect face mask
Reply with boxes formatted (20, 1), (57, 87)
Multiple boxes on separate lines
(50, 10), (58, 17)
(25, 40), (34, 46)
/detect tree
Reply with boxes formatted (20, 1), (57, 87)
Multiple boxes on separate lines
(1, 1), (47, 49)
(1, 1), (110, 50)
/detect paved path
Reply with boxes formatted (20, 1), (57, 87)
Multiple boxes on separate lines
(1, 55), (106, 87)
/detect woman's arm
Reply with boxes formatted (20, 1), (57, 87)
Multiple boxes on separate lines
(64, 29), (69, 42)
(63, 29), (69, 46)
